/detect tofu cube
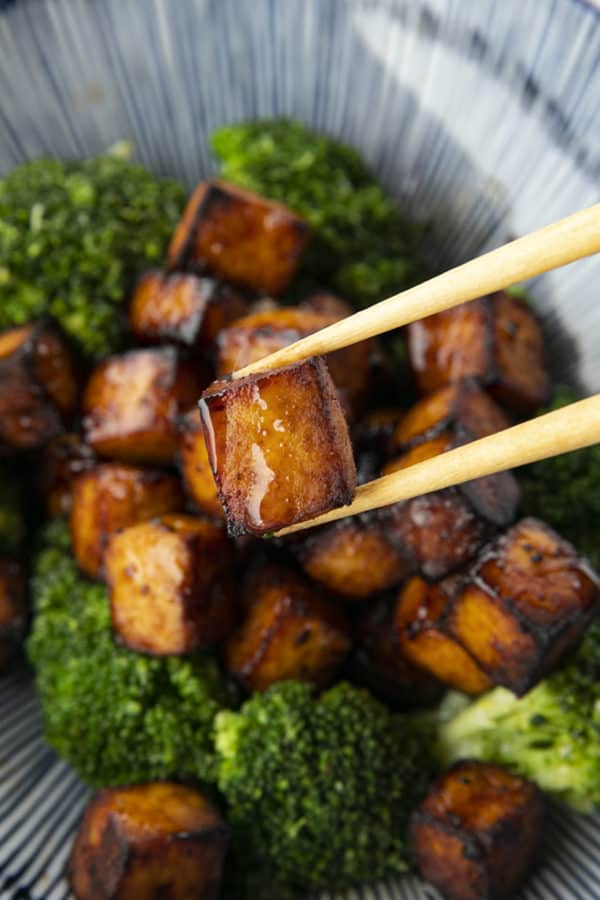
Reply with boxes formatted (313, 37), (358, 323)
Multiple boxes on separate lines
(167, 180), (311, 295)
(106, 515), (235, 655)
(36, 433), (96, 518)
(199, 357), (356, 536)
(395, 576), (492, 695)
(83, 348), (209, 465)
(0, 561), (27, 672)
(411, 761), (544, 900)
(70, 464), (183, 579)
(0, 318), (78, 453)
(225, 563), (350, 691)
(69, 782), (227, 900)
(449, 518), (600, 694)
(129, 269), (249, 347)
(407, 292), (551, 412)
(177, 408), (224, 521)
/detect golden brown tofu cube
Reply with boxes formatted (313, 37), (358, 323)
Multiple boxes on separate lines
(83, 348), (209, 465)
(36, 433), (96, 518)
(0, 561), (27, 672)
(411, 761), (544, 900)
(70, 464), (183, 579)
(294, 513), (414, 598)
(177, 408), (224, 521)
(225, 563), (350, 691)
(450, 518), (600, 693)
(407, 293), (551, 413)
(395, 577), (492, 695)
(69, 782), (227, 900)
(350, 598), (443, 709)
(167, 180), (311, 295)
(200, 357), (356, 536)
(217, 306), (371, 417)
(129, 269), (249, 348)
(0, 319), (78, 453)
(106, 515), (235, 655)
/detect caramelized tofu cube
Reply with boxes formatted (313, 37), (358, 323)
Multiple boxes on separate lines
(407, 293), (551, 413)
(0, 561), (27, 671)
(225, 563), (350, 691)
(129, 269), (249, 348)
(0, 319), (78, 453)
(83, 348), (209, 465)
(70, 464), (183, 579)
(167, 180), (311, 295)
(200, 358), (356, 536)
(450, 518), (600, 693)
(411, 761), (543, 900)
(177, 408), (224, 521)
(395, 577), (492, 695)
(69, 782), (227, 900)
(106, 515), (235, 655)
(36, 433), (96, 517)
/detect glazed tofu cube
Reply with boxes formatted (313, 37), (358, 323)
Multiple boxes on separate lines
(129, 269), (249, 347)
(36, 433), (96, 518)
(395, 576), (492, 695)
(449, 518), (600, 693)
(225, 563), (350, 691)
(69, 782), (227, 900)
(70, 464), (183, 579)
(199, 357), (356, 536)
(0, 319), (78, 453)
(167, 180), (311, 295)
(177, 408), (224, 521)
(407, 292), (551, 413)
(106, 515), (235, 655)
(411, 761), (544, 900)
(83, 348), (209, 465)
(0, 561), (27, 672)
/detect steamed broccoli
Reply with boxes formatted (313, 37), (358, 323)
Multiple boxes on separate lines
(27, 519), (236, 787)
(518, 385), (600, 568)
(0, 147), (185, 359)
(0, 462), (25, 554)
(435, 618), (600, 813)
(211, 119), (427, 305)
(215, 680), (433, 898)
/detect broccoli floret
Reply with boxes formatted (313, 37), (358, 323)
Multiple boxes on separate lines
(518, 386), (600, 568)
(0, 462), (25, 554)
(211, 119), (427, 305)
(0, 148), (185, 359)
(435, 619), (600, 812)
(215, 680), (433, 898)
(27, 519), (236, 787)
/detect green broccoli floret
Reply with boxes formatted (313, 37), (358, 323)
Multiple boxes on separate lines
(0, 147), (185, 359)
(27, 519), (236, 787)
(0, 462), (25, 554)
(518, 385), (600, 568)
(215, 680), (433, 898)
(435, 619), (600, 813)
(211, 119), (427, 305)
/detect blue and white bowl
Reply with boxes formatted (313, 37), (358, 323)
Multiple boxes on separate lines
(1, 1), (599, 898)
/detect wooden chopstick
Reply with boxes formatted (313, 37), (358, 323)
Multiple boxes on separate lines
(275, 394), (600, 536)
(232, 203), (600, 380)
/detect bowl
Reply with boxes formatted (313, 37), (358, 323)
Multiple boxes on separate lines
(1, 0), (599, 898)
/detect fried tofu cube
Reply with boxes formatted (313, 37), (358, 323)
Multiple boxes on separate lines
(411, 761), (544, 900)
(36, 433), (96, 518)
(225, 563), (350, 691)
(200, 357), (356, 536)
(83, 348), (209, 465)
(395, 577), (492, 695)
(177, 408), (224, 521)
(167, 180), (311, 295)
(70, 464), (183, 579)
(69, 782), (227, 900)
(129, 269), (249, 347)
(407, 293), (551, 413)
(0, 319), (78, 453)
(106, 515), (235, 655)
(0, 561), (27, 672)
(449, 518), (600, 693)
